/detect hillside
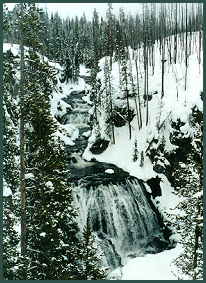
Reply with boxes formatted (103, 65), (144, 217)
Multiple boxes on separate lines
(3, 2), (203, 281)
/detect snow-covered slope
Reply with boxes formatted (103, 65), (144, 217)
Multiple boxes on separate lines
(83, 34), (203, 182)
(81, 33), (202, 280)
(108, 243), (183, 280)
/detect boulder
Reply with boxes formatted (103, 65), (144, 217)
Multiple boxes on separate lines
(111, 107), (135, 127)
(146, 176), (162, 198)
(90, 139), (110, 154)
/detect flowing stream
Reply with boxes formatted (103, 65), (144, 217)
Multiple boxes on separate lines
(59, 85), (171, 269)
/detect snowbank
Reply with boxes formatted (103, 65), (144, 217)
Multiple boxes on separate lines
(121, 244), (183, 280)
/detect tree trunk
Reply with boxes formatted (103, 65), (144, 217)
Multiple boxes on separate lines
(135, 58), (142, 129)
(108, 64), (115, 144)
(185, 3), (188, 91)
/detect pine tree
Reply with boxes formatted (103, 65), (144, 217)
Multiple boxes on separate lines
(140, 151), (144, 167)
(19, 49), (82, 280)
(3, 50), (21, 280)
(3, 193), (20, 280)
(171, 108), (203, 280)
(3, 4), (84, 279)
(19, 2), (26, 259)
(133, 139), (139, 162)
(78, 218), (106, 280)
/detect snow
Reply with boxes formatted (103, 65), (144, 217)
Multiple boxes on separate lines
(4, 43), (63, 70)
(154, 175), (181, 216)
(45, 181), (54, 189)
(40, 232), (46, 237)
(25, 173), (35, 180)
(82, 130), (91, 138)
(105, 169), (114, 174)
(54, 99), (72, 119)
(79, 64), (90, 76)
(82, 94), (93, 105)
(83, 124), (157, 181)
(54, 124), (79, 146)
(120, 244), (183, 280)
(3, 180), (12, 197)
(3, 43), (20, 56)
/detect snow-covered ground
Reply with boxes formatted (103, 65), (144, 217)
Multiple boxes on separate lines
(108, 244), (183, 280)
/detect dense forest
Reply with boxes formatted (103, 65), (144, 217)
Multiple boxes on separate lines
(3, 2), (203, 280)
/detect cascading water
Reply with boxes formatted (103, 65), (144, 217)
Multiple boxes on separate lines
(59, 88), (171, 270)
(73, 178), (165, 268)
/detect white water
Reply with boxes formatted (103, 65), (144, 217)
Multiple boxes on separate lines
(73, 179), (163, 268)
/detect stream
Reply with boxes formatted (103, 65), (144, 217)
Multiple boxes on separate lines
(57, 84), (172, 269)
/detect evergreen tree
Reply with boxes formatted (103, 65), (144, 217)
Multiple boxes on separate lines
(3, 193), (20, 280)
(3, 50), (21, 280)
(18, 49), (81, 280)
(78, 218), (106, 280)
(133, 139), (139, 162)
(140, 151), (144, 167)
(171, 108), (203, 280)
(3, 3), (84, 279)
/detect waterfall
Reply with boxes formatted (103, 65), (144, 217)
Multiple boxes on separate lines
(73, 178), (163, 268)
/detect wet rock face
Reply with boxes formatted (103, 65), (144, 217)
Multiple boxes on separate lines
(145, 235), (170, 254)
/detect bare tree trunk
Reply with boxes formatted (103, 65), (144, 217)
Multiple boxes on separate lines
(108, 64), (115, 144)
(146, 46), (149, 126)
(128, 51), (140, 130)
(185, 3), (188, 91)
(122, 57), (132, 139)
(123, 61), (131, 139)
(161, 40), (166, 99)
(135, 57), (142, 129)
(174, 3), (178, 64)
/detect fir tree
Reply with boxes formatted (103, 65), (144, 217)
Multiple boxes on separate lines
(171, 108), (203, 280)
(140, 151), (144, 167)
(3, 49), (21, 279)
(78, 218), (106, 280)
(133, 139), (139, 162)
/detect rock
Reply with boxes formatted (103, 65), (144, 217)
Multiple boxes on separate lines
(68, 153), (130, 186)
(90, 139), (110, 154)
(153, 164), (166, 174)
(146, 176), (162, 198)
(69, 90), (85, 96)
(146, 236), (169, 253)
(143, 91), (158, 102)
(143, 94), (153, 101)
(111, 107), (135, 127)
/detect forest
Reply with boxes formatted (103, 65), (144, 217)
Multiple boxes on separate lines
(3, 2), (203, 280)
